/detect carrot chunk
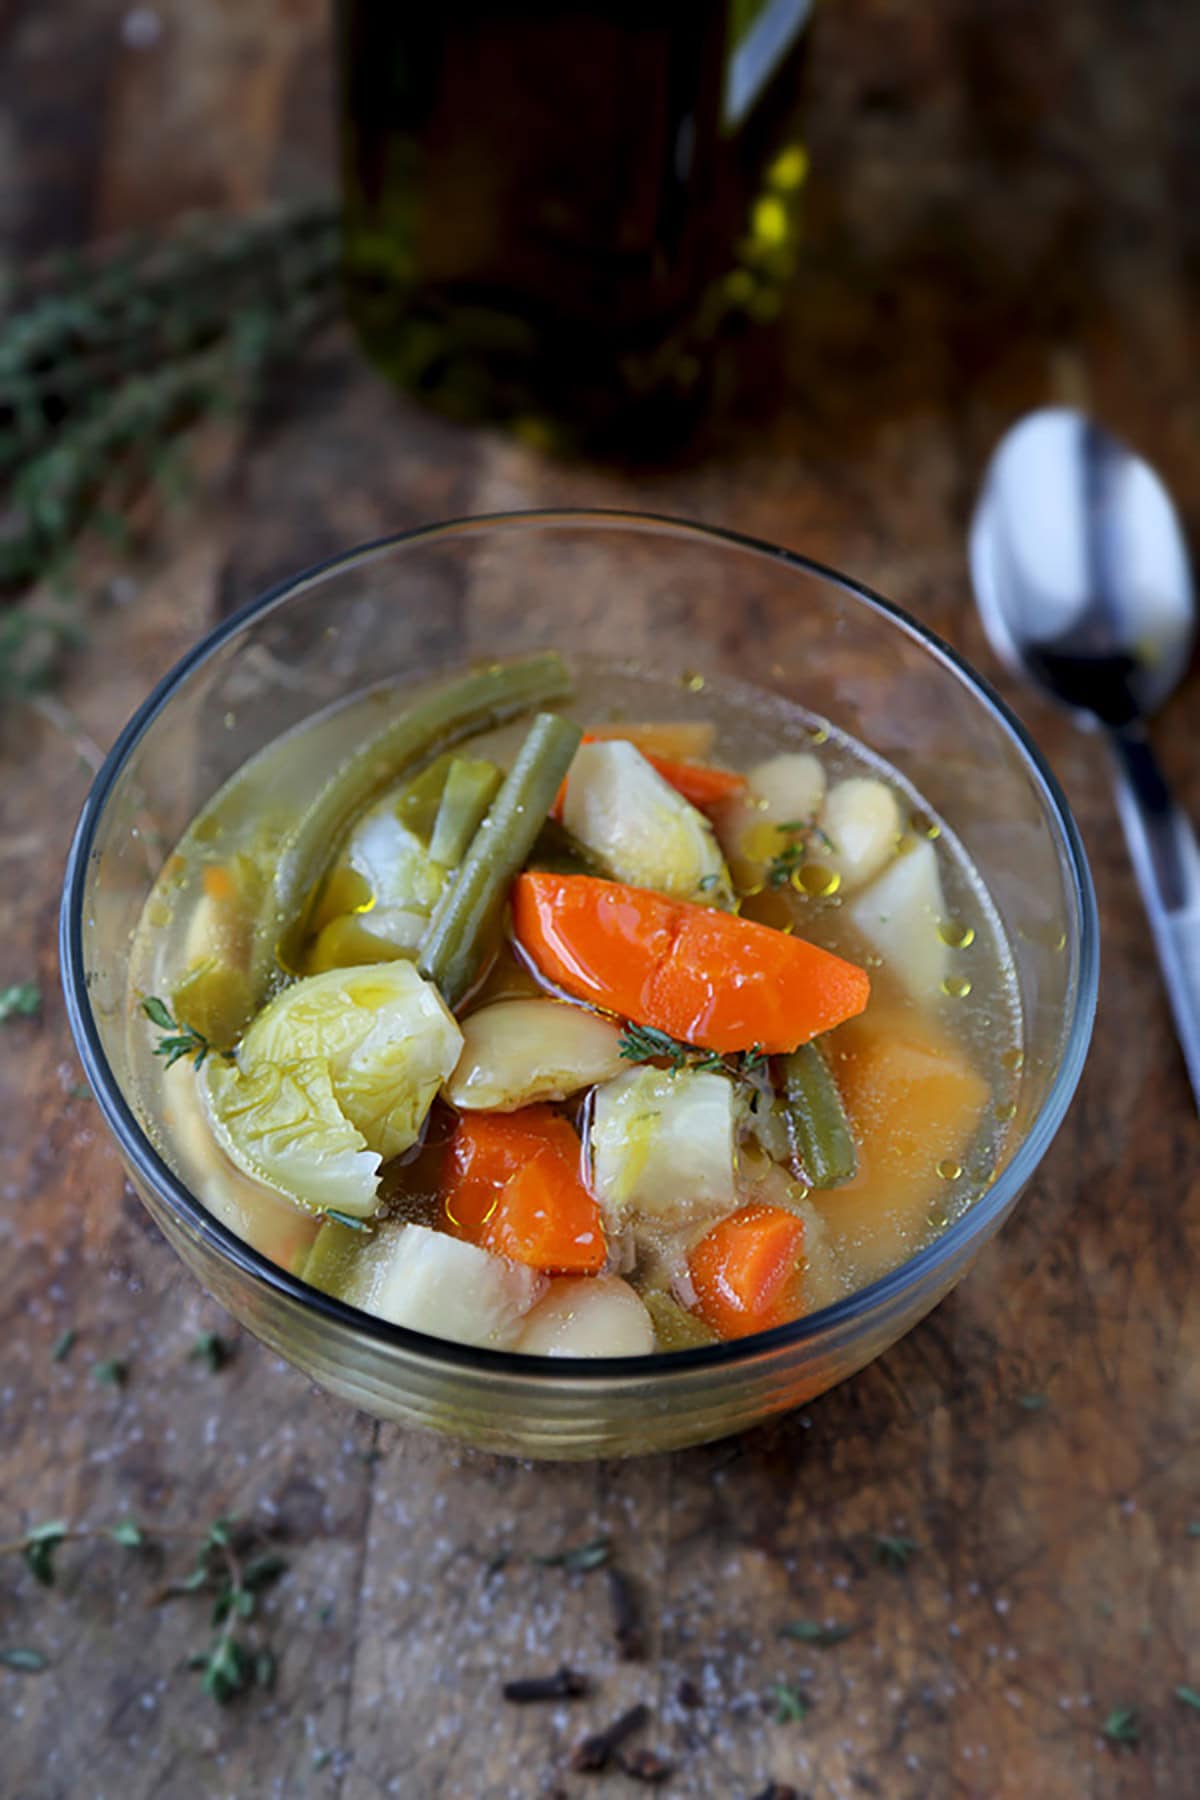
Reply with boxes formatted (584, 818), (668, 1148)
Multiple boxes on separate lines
(440, 1106), (605, 1274)
(511, 873), (869, 1054)
(688, 1203), (806, 1339)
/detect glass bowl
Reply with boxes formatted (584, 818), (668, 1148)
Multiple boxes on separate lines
(60, 512), (1098, 1459)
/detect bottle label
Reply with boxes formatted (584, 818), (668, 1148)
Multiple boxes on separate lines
(724, 0), (813, 127)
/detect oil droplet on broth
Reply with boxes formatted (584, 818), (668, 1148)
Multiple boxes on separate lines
(994, 1101), (1018, 1122)
(1001, 1048), (1025, 1072)
(681, 670), (706, 693)
(936, 1158), (963, 1181)
(807, 723), (830, 745)
(791, 863), (841, 899)
(938, 919), (976, 949)
(910, 809), (941, 840)
(942, 974), (973, 999)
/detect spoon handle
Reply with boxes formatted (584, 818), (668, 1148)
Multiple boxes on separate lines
(1109, 725), (1200, 1113)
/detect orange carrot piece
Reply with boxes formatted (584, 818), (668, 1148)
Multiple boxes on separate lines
(511, 873), (869, 1054)
(551, 734), (745, 820)
(688, 1203), (806, 1340)
(440, 1107), (605, 1274)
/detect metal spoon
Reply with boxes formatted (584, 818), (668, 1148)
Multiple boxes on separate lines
(969, 406), (1200, 1109)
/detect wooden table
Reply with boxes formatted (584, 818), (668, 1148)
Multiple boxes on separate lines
(3, 3), (1198, 1795)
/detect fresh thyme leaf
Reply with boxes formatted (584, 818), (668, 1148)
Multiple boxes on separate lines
(0, 1648), (47, 1671)
(1176, 1686), (1200, 1713)
(742, 1044), (768, 1077)
(92, 1357), (127, 1388)
(533, 1536), (612, 1572)
(1101, 1706), (1141, 1747)
(1018, 1392), (1047, 1411)
(206, 1517), (233, 1550)
(697, 873), (720, 891)
(200, 1633), (254, 1704)
(323, 1209), (370, 1233)
(68, 1082), (92, 1100)
(50, 1328), (76, 1363)
(1187, 1522), (1200, 1538)
(241, 1551), (289, 1592)
(764, 816), (834, 888)
(142, 995), (230, 1070)
(770, 1681), (810, 1723)
(874, 1534), (917, 1570)
(618, 1024), (768, 1092)
(109, 1519), (143, 1549)
(254, 1648), (276, 1690)
(22, 1522), (66, 1587)
(190, 1330), (232, 1373)
(0, 983), (41, 1022)
(779, 1619), (851, 1647)
(312, 1748), (333, 1771)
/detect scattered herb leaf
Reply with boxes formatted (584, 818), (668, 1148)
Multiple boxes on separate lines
(532, 1535), (611, 1572)
(1175, 1686), (1200, 1713)
(874, 1534), (917, 1570)
(1187, 1522), (1200, 1539)
(0, 983), (41, 1022)
(779, 1619), (851, 1647)
(190, 1331), (233, 1373)
(770, 1681), (810, 1723)
(21, 1522), (66, 1587)
(765, 819), (835, 889)
(141, 995), (228, 1071)
(697, 873), (720, 891)
(1018, 1392), (1048, 1411)
(1101, 1707), (1141, 1747)
(50, 1328), (76, 1363)
(0, 1647), (47, 1672)
(312, 1748), (333, 1771)
(109, 1519), (143, 1549)
(618, 1024), (768, 1090)
(322, 1209), (370, 1233)
(241, 1551), (288, 1592)
(92, 1358), (127, 1388)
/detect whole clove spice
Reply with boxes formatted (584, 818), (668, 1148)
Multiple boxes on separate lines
(571, 1701), (649, 1772)
(607, 1563), (645, 1661)
(502, 1665), (589, 1704)
(676, 1676), (703, 1709)
(620, 1746), (674, 1783)
(751, 1786), (800, 1800)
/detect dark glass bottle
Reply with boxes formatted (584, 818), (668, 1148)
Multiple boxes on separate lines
(338, 1), (812, 451)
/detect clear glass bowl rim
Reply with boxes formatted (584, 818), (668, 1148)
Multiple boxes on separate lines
(60, 508), (1100, 1385)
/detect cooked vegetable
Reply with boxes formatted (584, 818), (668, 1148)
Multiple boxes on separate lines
(636, 753), (745, 810)
(688, 1203), (806, 1340)
(848, 838), (949, 1001)
(428, 757), (503, 867)
(517, 1275), (656, 1356)
(419, 712), (583, 1008)
(714, 751), (827, 886)
(512, 873), (870, 1054)
(259, 653), (571, 988)
(306, 1218), (542, 1348)
(779, 1041), (858, 1188)
(303, 907), (427, 973)
(205, 961), (462, 1214)
(445, 997), (625, 1111)
(818, 777), (901, 893)
(173, 853), (265, 1043)
(560, 739), (732, 902)
(590, 1065), (737, 1225)
(642, 1289), (719, 1351)
(526, 816), (608, 878)
(441, 1107), (606, 1273)
(809, 1010), (988, 1278)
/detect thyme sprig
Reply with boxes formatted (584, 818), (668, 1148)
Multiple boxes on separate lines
(0, 1513), (288, 1705)
(765, 817), (835, 889)
(141, 995), (232, 1071)
(617, 1024), (767, 1092)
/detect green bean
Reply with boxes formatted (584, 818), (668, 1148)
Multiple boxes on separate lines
(643, 1289), (719, 1352)
(780, 1041), (857, 1188)
(259, 653), (571, 987)
(429, 757), (503, 867)
(393, 752), (456, 842)
(418, 712), (583, 1008)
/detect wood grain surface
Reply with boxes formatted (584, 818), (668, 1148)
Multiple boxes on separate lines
(2, 2), (1199, 1796)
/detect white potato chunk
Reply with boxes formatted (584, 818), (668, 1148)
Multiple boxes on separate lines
(517, 1274), (655, 1357)
(562, 739), (730, 901)
(307, 1220), (542, 1348)
(446, 998), (626, 1111)
(715, 752), (827, 884)
(590, 1066), (737, 1226)
(818, 777), (902, 893)
(848, 839), (949, 1002)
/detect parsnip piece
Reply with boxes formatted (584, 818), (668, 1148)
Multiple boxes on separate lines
(847, 839), (949, 1002)
(715, 752), (827, 886)
(446, 998), (626, 1111)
